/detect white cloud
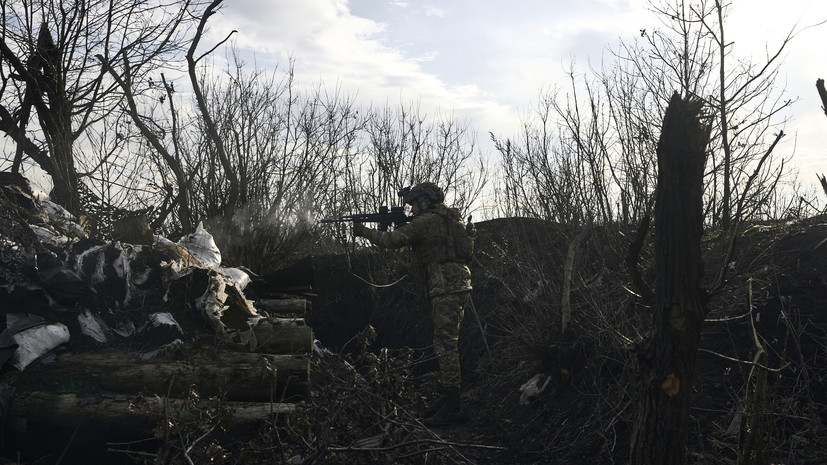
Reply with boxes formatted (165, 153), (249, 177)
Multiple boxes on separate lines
(211, 0), (508, 132)
(412, 50), (440, 62)
(215, 0), (385, 56)
(424, 5), (449, 18)
(208, 0), (827, 178)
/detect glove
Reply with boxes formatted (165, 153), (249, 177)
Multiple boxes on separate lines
(353, 222), (367, 237)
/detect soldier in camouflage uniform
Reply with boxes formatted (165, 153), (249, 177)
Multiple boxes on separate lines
(354, 182), (472, 426)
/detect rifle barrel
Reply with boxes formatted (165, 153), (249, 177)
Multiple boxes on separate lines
(318, 208), (410, 229)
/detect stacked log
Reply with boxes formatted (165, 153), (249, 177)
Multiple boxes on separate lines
(4, 300), (315, 463)
(0, 176), (326, 462)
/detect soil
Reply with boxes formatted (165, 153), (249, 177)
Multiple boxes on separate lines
(306, 216), (827, 465)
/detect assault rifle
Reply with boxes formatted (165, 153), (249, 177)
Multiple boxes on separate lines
(320, 205), (411, 231)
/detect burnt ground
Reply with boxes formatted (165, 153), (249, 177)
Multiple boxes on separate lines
(303, 216), (827, 465)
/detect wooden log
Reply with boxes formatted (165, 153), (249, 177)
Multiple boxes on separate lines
(268, 316), (307, 326)
(252, 317), (314, 354)
(258, 298), (309, 317)
(18, 349), (309, 401)
(8, 391), (295, 431)
(111, 212), (153, 245)
(7, 391), (295, 463)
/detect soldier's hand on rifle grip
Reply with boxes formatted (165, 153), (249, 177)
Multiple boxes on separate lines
(353, 222), (367, 237)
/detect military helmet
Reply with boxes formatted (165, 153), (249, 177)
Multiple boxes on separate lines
(401, 182), (444, 206)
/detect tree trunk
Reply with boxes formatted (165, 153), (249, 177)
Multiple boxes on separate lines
(46, 128), (82, 217)
(717, 0), (732, 231)
(187, 0), (240, 214)
(0, 23), (82, 216)
(561, 218), (591, 333)
(630, 93), (710, 465)
(18, 349), (310, 401)
(34, 23), (82, 217)
(817, 78), (827, 118)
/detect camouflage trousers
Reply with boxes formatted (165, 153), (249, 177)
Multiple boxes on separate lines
(431, 291), (469, 389)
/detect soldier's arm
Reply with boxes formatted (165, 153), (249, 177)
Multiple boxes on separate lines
(362, 215), (428, 249)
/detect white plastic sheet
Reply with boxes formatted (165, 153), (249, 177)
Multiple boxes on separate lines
(176, 222), (221, 269)
(219, 267), (251, 289)
(78, 309), (109, 343)
(196, 273), (261, 349)
(41, 200), (86, 239)
(519, 373), (551, 405)
(9, 323), (70, 370)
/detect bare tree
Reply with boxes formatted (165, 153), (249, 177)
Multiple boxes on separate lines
(599, 62), (660, 226)
(491, 88), (590, 223)
(0, 0), (202, 217)
(98, 60), (196, 233)
(622, 0), (796, 229)
(491, 72), (647, 226)
(165, 46), (367, 268)
(355, 100), (486, 217)
(187, 0), (239, 217)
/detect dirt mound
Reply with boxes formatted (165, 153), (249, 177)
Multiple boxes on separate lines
(305, 216), (827, 464)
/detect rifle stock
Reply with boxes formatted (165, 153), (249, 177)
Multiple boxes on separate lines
(320, 205), (410, 231)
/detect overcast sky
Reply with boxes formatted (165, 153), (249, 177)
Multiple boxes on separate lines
(210, 0), (827, 189)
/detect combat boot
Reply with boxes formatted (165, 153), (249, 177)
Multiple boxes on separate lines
(423, 386), (466, 426)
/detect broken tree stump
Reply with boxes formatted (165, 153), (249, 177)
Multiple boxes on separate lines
(630, 92), (711, 465)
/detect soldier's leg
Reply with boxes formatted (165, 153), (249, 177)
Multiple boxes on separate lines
(425, 291), (469, 425)
(431, 291), (467, 388)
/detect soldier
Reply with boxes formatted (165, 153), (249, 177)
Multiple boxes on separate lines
(354, 182), (473, 426)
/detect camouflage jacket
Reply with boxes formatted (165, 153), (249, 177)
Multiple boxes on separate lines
(362, 205), (472, 297)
